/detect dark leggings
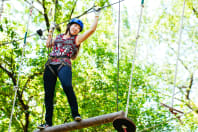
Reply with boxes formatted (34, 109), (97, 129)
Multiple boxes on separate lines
(43, 64), (80, 126)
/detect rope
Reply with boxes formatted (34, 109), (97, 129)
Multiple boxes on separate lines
(0, 0), (125, 46)
(48, 0), (58, 57)
(116, 0), (121, 112)
(25, 0), (43, 15)
(0, 0), (4, 21)
(125, 1), (144, 117)
(171, 0), (186, 109)
(8, 1), (33, 132)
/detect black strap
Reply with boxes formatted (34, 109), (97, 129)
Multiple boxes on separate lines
(57, 62), (66, 73)
(50, 56), (70, 59)
(46, 61), (57, 77)
(46, 59), (70, 77)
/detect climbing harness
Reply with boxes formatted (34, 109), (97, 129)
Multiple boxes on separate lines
(45, 56), (70, 76)
(45, 34), (79, 76)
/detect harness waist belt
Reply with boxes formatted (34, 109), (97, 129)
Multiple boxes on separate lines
(50, 56), (70, 59)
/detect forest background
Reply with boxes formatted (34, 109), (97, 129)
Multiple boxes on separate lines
(0, 0), (198, 131)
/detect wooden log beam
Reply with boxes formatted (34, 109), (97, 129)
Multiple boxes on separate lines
(160, 103), (184, 114)
(34, 111), (125, 132)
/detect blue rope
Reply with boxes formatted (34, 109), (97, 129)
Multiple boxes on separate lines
(24, 32), (27, 44)
(141, 0), (144, 5)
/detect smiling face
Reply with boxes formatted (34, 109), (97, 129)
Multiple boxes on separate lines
(69, 23), (81, 35)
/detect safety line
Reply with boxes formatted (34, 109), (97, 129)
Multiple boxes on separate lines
(116, 0), (121, 112)
(171, 0), (186, 109)
(125, 1), (144, 117)
(8, 1), (33, 132)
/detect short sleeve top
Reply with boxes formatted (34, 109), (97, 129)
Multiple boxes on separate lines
(49, 34), (79, 66)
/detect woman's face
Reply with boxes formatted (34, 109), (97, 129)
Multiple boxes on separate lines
(69, 23), (81, 35)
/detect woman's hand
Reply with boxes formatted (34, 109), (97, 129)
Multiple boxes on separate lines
(46, 31), (54, 48)
(46, 22), (56, 48)
(76, 9), (101, 46)
(94, 6), (101, 17)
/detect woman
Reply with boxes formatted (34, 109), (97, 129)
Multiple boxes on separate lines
(38, 9), (100, 128)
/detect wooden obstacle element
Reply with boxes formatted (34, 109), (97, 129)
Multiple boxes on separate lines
(113, 116), (136, 132)
(160, 102), (184, 124)
(160, 103), (184, 114)
(34, 111), (125, 132)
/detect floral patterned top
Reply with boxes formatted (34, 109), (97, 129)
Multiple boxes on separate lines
(49, 34), (79, 66)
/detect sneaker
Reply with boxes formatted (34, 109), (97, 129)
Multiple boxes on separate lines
(37, 123), (50, 129)
(74, 116), (82, 122)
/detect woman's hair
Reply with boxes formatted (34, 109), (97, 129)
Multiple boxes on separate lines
(71, 45), (80, 60)
(65, 23), (80, 60)
(65, 23), (71, 35)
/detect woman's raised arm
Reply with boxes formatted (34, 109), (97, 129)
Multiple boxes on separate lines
(76, 10), (100, 46)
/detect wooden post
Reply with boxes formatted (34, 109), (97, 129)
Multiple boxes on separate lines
(34, 111), (125, 132)
(160, 103), (184, 114)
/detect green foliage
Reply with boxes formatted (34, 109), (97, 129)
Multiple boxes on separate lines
(0, 0), (198, 132)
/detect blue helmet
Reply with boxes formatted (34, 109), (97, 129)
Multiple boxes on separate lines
(69, 18), (84, 32)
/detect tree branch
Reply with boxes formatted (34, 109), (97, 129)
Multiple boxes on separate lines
(69, 0), (78, 19)
(16, 89), (30, 132)
(192, 7), (198, 18)
(23, 72), (43, 92)
(36, 0), (42, 5)
(42, 0), (50, 31)
(186, 73), (193, 100)
(25, 0), (44, 15)
(168, 45), (190, 73)
(0, 64), (16, 85)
